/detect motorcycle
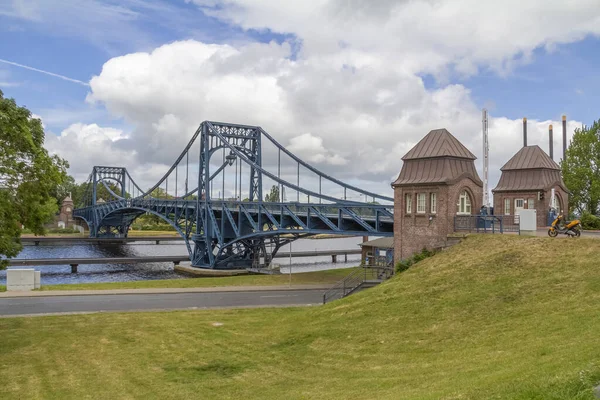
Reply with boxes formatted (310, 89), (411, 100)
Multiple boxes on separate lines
(548, 214), (581, 237)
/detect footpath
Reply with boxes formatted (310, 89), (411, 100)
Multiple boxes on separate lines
(0, 284), (332, 298)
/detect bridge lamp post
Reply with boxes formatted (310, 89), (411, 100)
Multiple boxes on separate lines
(226, 153), (236, 166)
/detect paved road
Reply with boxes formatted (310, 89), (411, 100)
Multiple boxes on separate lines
(0, 289), (324, 317)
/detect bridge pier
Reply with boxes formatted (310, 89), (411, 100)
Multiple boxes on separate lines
(156, 240), (160, 245)
(332, 255), (337, 263)
(70, 264), (78, 273)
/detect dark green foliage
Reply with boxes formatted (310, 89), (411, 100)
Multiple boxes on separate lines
(562, 120), (600, 214)
(579, 212), (600, 230)
(264, 185), (280, 202)
(46, 228), (81, 234)
(395, 247), (436, 273)
(0, 90), (69, 267)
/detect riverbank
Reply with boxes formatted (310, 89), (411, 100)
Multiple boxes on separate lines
(0, 267), (355, 292)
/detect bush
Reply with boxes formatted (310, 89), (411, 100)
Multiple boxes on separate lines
(580, 212), (600, 230)
(47, 228), (81, 234)
(139, 224), (176, 232)
(395, 247), (437, 273)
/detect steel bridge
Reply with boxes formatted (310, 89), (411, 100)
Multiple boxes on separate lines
(74, 121), (394, 269)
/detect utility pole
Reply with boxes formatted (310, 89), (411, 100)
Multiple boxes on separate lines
(482, 109), (490, 210)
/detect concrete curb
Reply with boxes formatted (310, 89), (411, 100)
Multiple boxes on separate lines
(0, 303), (321, 318)
(0, 284), (333, 298)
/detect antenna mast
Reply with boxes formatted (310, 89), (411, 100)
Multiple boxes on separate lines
(482, 109), (490, 209)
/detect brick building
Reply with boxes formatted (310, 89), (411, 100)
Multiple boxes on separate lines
(56, 195), (74, 228)
(492, 145), (568, 227)
(391, 129), (483, 261)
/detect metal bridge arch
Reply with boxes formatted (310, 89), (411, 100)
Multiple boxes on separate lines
(74, 121), (394, 270)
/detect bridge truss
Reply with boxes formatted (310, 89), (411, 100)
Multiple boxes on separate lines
(74, 122), (394, 269)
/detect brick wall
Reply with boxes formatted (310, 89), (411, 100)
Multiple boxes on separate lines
(492, 186), (569, 227)
(394, 178), (482, 262)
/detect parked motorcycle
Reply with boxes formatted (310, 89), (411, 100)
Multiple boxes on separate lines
(548, 214), (581, 237)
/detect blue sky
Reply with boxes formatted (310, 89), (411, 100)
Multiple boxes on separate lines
(1, 0), (599, 191)
(1, 1), (599, 133)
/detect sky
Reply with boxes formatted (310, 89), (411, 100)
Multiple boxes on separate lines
(1, 0), (599, 201)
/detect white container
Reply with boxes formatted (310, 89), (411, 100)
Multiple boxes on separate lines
(6, 268), (36, 291)
(34, 271), (41, 289)
(519, 209), (537, 236)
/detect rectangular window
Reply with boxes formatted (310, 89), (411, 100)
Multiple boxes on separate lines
(417, 193), (426, 213)
(528, 198), (534, 209)
(405, 193), (412, 214)
(430, 193), (437, 214)
(515, 199), (524, 209)
(504, 198), (510, 215)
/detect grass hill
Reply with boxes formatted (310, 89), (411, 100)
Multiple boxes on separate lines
(2, 235), (600, 399)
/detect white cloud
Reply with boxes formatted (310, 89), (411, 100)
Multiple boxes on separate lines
(287, 133), (348, 165)
(49, 1), (596, 196)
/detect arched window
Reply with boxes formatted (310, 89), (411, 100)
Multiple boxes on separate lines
(456, 190), (472, 215)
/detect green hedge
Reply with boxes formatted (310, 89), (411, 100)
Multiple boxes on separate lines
(132, 224), (176, 232)
(395, 248), (437, 273)
(580, 212), (600, 230)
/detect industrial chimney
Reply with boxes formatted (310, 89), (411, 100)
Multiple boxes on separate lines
(562, 115), (567, 160)
(549, 124), (554, 160)
(523, 117), (527, 147)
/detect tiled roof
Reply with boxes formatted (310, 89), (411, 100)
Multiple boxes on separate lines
(402, 129), (476, 161)
(500, 145), (560, 171)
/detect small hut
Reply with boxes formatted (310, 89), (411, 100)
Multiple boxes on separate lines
(492, 145), (568, 227)
(392, 128), (483, 261)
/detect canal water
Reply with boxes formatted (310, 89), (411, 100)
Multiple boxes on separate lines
(0, 236), (366, 286)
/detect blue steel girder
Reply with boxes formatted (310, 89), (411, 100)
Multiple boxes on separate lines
(74, 121), (395, 270)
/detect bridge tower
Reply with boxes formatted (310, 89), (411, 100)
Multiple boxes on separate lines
(74, 121), (394, 270)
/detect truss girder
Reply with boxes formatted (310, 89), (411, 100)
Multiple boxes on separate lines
(74, 121), (395, 270)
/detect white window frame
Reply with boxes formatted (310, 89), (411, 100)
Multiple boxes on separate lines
(405, 193), (412, 214)
(527, 198), (534, 210)
(416, 193), (426, 214)
(430, 193), (437, 214)
(515, 198), (524, 209)
(456, 190), (472, 215)
(504, 198), (510, 215)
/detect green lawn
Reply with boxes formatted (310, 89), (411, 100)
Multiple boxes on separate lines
(2, 235), (600, 399)
(39, 267), (356, 291)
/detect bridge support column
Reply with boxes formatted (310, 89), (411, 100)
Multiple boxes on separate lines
(344, 254), (347, 263)
(70, 264), (78, 273)
(156, 240), (160, 245)
(332, 255), (337, 263)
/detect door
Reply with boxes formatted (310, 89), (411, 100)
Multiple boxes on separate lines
(514, 199), (524, 224)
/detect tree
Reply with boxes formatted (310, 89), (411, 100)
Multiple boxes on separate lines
(50, 174), (76, 207)
(0, 90), (69, 267)
(264, 185), (280, 202)
(561, 120), (600, 214)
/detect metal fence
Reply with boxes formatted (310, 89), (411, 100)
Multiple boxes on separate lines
(453, 215), (520, 233)
(322, 265), (394, 304)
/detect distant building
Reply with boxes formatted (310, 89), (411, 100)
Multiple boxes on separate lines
(56, 194), (74, 229)
(492, 145), (568, 227)
(359, 237), (394, 266)
(391, 128), (483, 261)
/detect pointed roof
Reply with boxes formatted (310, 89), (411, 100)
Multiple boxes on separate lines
(402, 129), (476, 161)
(501, 145), (560, 171)
(62, 195), (73, 203)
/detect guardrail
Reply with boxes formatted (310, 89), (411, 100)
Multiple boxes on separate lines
(322, 265), (394, 304)
(453, 215), (520, 233)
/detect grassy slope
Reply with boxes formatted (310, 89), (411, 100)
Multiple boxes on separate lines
(2, 235), (600, 399)
(38, 267), (356, 291)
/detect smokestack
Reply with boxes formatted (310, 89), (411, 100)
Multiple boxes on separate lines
(562, 115), (567, 160)
(523, 117), (527, 147)
(549, 124), (554, 160)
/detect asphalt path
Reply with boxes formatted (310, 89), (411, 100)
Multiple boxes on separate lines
(0, 289), (324, 317)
